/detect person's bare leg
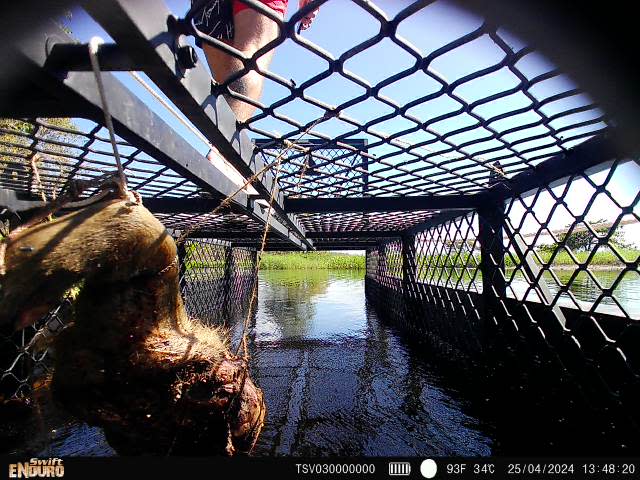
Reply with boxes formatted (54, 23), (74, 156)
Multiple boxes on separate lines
(202, 8), (281, 122)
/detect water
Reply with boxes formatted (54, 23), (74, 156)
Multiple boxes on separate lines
(434, 267), (640, 318)
(508, 268), (640, 318)
(246, 270), (493, 456)
(5, 269), (638, 456)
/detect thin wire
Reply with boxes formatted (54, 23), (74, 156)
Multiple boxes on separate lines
(174, 116), (325, 246)
(129, 71), (212, 148)
(88, 37), (127, 195)
(128, 70), (318, 195)
(130, 48), (325, 366)
(236, 152), (283, 359)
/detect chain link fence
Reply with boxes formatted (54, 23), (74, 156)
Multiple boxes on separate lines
(0, 296), (72, 402)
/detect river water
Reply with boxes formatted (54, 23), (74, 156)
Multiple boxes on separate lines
(245, 270), (493, 456)
(5, 268), (638, 456)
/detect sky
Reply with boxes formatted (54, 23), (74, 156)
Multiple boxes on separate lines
(64, 0), (640, 246)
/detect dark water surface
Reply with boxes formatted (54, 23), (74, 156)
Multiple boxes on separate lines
(6, 269), (636, 456)
(245, 270), (493, 456)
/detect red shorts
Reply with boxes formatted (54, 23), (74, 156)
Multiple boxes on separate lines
(192, 0), (287, 42)
(233, 0), (288, 16)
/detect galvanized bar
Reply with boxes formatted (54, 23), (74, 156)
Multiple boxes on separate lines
(285, 195), (479, 213)
(82, 0), (312, 249)
(6, 21), (307, 250)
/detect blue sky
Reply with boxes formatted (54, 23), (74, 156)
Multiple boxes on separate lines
(65, 0), (639, 244)
(68, 1), (605, 161)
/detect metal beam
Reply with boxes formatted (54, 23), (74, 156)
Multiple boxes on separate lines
(82, 0), (312, 249)
(483, 131), (633, 202)
(478, 167), (507, 305)
(46, 43), (140, 72)
(0, 0), (75, 94)
(402, 210), (474, 237)
(0, 189), (45, 212)
(0, 84), (86, 117)
(185, 231), (265, 240)
(7, 21), (307, 250)
(307, 231), (401, 239)
(144, 197), (232, 214)
(285, 195), (479, 213)
(179, 229), (401, 239)
(303, 244), (373, 250)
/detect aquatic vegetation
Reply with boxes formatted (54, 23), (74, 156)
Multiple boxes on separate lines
(260, 252), (365, 270)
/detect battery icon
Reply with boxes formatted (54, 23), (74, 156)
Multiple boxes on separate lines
(389, 462), (411, 476)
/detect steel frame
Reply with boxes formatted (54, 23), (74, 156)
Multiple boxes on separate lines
(3, 21), (308, 249)
(1, 0), (639, 445)
(82, 0), (312, 249)
(0, 0), (637, 252)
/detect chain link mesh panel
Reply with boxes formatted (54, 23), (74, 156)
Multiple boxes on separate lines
(365, 158), (640, 449)
(0, 295), (73, 402)
(0, 237), (256, 402)
(180, 238), (257, 325)
(256, 139), (369, 198)
(0, 118), (200, 199)
(184, 0), (608, 199)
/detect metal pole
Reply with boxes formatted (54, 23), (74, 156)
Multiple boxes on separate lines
(223, 245), (234, 317)
(176, 239), (188, 289)
(477, 163), (507, 318)
(401, 234), (417, 299)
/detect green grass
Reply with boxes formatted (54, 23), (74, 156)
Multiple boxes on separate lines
(183, 245), (639, 274)
(259, 252), (365, 270)
(534, 247), (639, 267)
(412, 247), (639, 271)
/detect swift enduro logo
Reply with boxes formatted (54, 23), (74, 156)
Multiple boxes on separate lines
(8, 459), (64, 478)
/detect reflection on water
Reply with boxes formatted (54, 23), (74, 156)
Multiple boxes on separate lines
(7, 269), (636, 456)
(247, 270), (493, 456)
(506, 268), (640, 318)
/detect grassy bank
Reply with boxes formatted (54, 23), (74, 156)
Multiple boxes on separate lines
(412, 247), (639, 270)
(260, 252), (365, 270)
(185, 247), (638, 272)
(533, 248), (639, 267)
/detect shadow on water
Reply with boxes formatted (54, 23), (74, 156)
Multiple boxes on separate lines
(6, 268), (638, 456)
(249, 270), (493, 456)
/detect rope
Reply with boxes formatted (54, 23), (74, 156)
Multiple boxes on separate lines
(174, 115), (325, 246)
(88, 37), (127, 196)
(30, 154), (47, 204)
(128, 69), (320, 198)
(236, 153), (282, 358)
